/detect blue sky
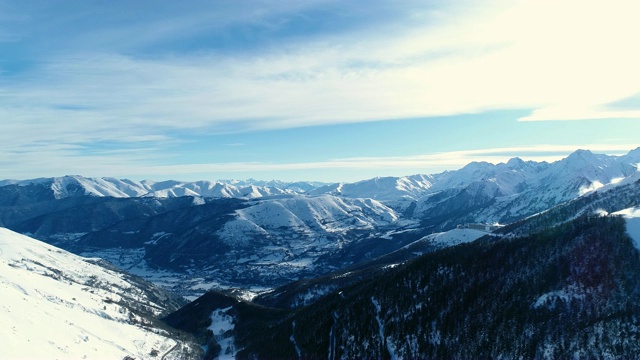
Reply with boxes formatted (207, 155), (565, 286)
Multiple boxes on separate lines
(1, 0), (639, 182)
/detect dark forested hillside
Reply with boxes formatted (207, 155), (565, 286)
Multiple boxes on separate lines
(0, 194), (200, 244)
(171, 215), (640, 359)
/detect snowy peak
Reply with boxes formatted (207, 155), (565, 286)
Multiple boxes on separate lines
(539, 148), (638, 197)
(426, 158), (544, 198)
(505, 157), (527, 169)
(0, 228), (198, 359)
(557, 149), (609, 173)
(504, 157), (548, 172)
(47, 175), (155, 198)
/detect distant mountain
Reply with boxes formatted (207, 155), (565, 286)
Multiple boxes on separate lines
(0, 228), (201, 359)
(249, 173), (640, 310)
(2, 149), (637, 214)
(2, 148), (636, 205)
(0, 176), (326, 200)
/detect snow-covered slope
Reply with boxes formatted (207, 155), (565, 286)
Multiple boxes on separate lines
(415, 228), (491, 248)
(68, 194), (408, 297)
(218, 195), (399, 246)
(212, 194), (401, 276)
(0, 228), (199, 359)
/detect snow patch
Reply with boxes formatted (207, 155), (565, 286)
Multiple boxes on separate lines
(415, 228), (489, 248)
(533, 287), (586, 309)
(208, 306), (238, 359)
(372, 297), (399, 360)
(613, 207), (640, 250)
(290, 321), (302, 359)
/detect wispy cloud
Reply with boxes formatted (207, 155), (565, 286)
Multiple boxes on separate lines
(3, 0), (639, 140)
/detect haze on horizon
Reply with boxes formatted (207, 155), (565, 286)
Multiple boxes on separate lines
(1, 0), (639, 182)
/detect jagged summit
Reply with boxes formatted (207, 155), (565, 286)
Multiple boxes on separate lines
(506, 157), (526, 167)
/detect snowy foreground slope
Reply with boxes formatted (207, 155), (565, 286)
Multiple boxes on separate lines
(0, 228), (200, 359)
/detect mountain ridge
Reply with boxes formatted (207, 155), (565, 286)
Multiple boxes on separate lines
(3, 147), (638, 203)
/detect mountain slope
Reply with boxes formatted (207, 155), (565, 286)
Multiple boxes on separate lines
(168, 214), (640, 359)
(0, 228), (201, 359)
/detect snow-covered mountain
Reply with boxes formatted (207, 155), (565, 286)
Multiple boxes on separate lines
(218, 195), (399, 246)
(1, 147), (639, 298)
(0, 228), (200, 359)
(2, 148), (638, 207)
(410, 148), (640, 230)
(3, 148), (640, 358)
(0, 176), (325, 200)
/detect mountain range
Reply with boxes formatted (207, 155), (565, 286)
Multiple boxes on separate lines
(2, 148), (638, 298)
(3, 147), (640, 358)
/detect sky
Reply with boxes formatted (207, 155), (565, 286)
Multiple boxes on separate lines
(1, 0), (639, 183)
